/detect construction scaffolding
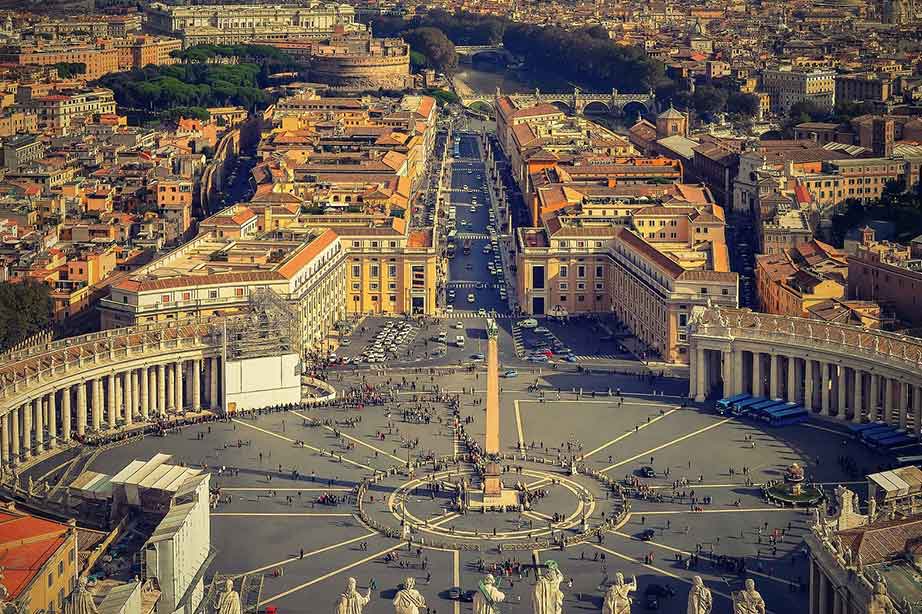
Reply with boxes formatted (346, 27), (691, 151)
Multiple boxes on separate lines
(221, 288), (300, 361)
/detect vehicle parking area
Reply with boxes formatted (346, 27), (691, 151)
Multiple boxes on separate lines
(332, 319), (422, 365)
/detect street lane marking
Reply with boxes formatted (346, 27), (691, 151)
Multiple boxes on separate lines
(221, 487), (352, 492)
(599, 419), (733, 473)
(212, 513), (354, 517)
(232, 418), (378, 472)
(429, 512), (460, 528)
(453, 550), (461, 614)
(258, 543), (400, 606)
(647, 480), (863, 490)
(290, 409), (405, 464)
(581, 409), (678, 460)
(629, 508), (796, 515)
(514, 399), (525, 448)
(237, 530), (377, 577)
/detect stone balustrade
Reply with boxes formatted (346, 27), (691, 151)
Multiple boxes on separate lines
(689, 306), (922, 437)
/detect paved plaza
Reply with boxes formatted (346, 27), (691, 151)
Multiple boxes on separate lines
(29, 365), (895, 614)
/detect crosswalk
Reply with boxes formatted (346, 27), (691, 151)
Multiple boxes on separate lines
(456, 232), (490, 240)
(446, 281), (503, 289)
(444, 310), (515, 319)
(569, 354), (623, 361)
(511, 322), (526, 356)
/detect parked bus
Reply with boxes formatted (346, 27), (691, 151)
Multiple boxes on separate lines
(717, 394), (751, 414)
(728, 396), (767, 416)
(463, 238), (472, 255)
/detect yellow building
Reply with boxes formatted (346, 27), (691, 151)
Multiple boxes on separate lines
(516, 191), (737, 364)
(0, 507), (79, 614)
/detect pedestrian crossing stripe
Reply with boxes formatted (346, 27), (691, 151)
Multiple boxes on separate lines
(446, 281), (504, 289)
(456, 233), (490, 240)
(570, 355), (623, 361)
(442, 311), (514, 318)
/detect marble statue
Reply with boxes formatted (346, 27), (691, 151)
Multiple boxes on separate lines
(532, 560), (564, 614)
(687, 576), (712, 614)
(473, 574), (505, 614)
(336, 577), (371, 614)
(393, 577), (426, 614)
(731, 579), (765, 614)
(602, 573), (637, 614)
(216, 579), (241, 614)
(868, 580), (896, 614)
(868, 498), (877, 523)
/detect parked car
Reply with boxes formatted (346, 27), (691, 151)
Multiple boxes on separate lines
(503, 370), (518, 377)
(519, 318), (538, 329)
(640, 466), (656, 478)
(640, 528), (656, 541)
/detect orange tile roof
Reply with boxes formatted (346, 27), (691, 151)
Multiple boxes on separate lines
(0, 509), (71, 600)
(276, 228), (338, 279)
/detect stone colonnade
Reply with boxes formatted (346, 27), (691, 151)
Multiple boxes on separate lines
(0, 356), (222, 471)
(689, 307), (922, 438)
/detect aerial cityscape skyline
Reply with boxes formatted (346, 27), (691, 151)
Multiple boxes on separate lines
(0, 2), (920, 614)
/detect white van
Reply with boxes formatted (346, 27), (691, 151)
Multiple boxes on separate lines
(455, 335), (465, 347)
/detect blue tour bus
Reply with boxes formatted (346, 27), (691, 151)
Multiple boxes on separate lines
(757, 402), (797, 422)
(875, 433), (916, 450)
(743, 398), (789, 419)
(730, 396), (767, 416)
(860, 425), (898, 442)
(717, 394), (751, 414)
(767, 406), (808, 426)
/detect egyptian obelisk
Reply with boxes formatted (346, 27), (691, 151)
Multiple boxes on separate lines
(483, 318), (502, 497)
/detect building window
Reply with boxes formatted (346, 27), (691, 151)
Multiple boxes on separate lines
(577, 282), (585, 290)
(559, 265), (568, 277)
(370, 283), (379, 290)
(595, 282), (603, 291)
(352, 265), (361, 277)
(700, 288), (708, 294)
(58, 561), (64, 575)
(352, 241), (360, 248)
(235, 287), (244, 297)
(161, 294), (171, 303)
(209, 290), (218, 299)
(577, 266), (585, 278)
(532, 265), (545, 289)
(595, 241), (602, 247)
(721, 288), (729, 295)
(411, 265), (425, 288)
(370, 265), (379, 277)
(389, 295), (397, 302)
(559, 241), (568, 248)
(559, 282), (568, 290)
(182, 292), (191, 301)
(595, 265), (603, 277)
(351, 283), (360, 290)
(679, 313), (687, 326)
(577, 295), (585, 302)
(559, 295), (568, 303)
(388, 265), (397, 277)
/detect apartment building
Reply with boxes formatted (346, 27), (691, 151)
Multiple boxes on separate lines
(515, 192), (737, 364)
(848, 227), (922, 328)
(0, 508), (79, 614)
(835, 73), (892, 105)
(0, 42), (120, 80)
(17, 88), (117, 135)
(761, 69), (836, 114)
(755, 240), (848, 317)
(100, 229), (347, 353)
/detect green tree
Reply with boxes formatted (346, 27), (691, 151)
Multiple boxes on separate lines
(726, 92), (759, 118)
(0, 281), (53, 352)
(402, 27), (457, 73)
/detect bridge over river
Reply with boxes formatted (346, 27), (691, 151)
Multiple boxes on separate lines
(460, 87), (655, 116)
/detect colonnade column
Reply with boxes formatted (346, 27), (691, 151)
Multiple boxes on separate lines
(787, 357), (796, 403)
(853, 371), (863, 424)
(695, 347), (706, 402)
(722, 351), (732, 399)
(10, 407), (19, 462)
(61, 386), (71, 443)
(174, 360), (184, 412)
(915, 385), (922, 440)
(33, 397), (43, 451)
(107, 374), (117, 429)
(192, 360), (201, 412)
(92, 378), (102, 431)
(883, 377), (894, 425)
(870, 374), (880, 422)
(752, 351), (762, 397)
(837, 366), (847, 418)
(820, 362), (830, 416)
(733, 350), (743, 396)
(769, 354), (779, 399)
(77, 381), (87, 437)
(125, 370), (134, 426)
(140, 366), (149, 420)
(22, 400), (31, 460)
(210, 356), (220, 410)
(899, 381), (910, 431)
(157, 364), (166, 417)
(804, 359), (814, 411)
(47, 391), (56, 449)
(0, 412), (9, 469)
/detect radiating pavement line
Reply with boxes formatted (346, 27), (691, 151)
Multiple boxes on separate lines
(232, 418), (378, 472)
(429, 512), (460, 528)
(600, 418), (733, 473)
(212, 512), (354, 517)
(628, 508), (796, 515)
(222, 487), (352, 492)
(612, 530), (800, 588)
(453, 550), (461, 614)
(581, 409), (678, 460)
(237, 530), (377, 577)
(258, 543), (400, 606)
(290, 409), (405, 464)
(514, 399), (525, 449)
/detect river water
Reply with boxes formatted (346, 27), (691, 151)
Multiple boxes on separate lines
(453, 62), (573, 97)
